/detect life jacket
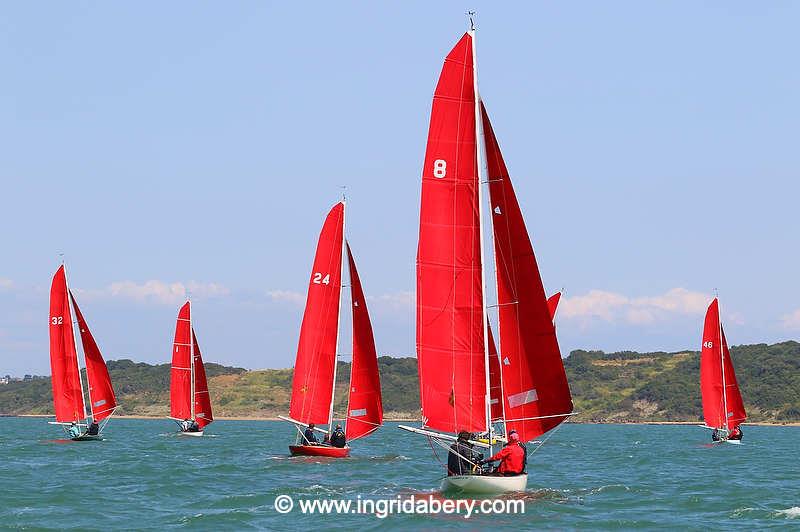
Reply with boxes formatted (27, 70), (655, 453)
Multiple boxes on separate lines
(488, 444), (525, 475)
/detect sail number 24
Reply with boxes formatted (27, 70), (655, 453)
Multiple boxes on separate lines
(312, 273), (331, 285)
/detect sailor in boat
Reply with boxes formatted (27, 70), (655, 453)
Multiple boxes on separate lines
(729, 425), (743, 441)
(180, 419), (200, 433)
(480, 431), (526, 477)
(303, 423), (319, 445)
(68, 422), (81, 439)
(508, 430), (527, 473)
(447, 431), (483, 476)
(330, 424), (346, 448)
(87, 420), (100, 436)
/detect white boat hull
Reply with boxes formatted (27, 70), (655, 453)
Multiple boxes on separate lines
(440, 474), (527, 494)
(72, 434), (104, 442)
(178, 430), (204, 437)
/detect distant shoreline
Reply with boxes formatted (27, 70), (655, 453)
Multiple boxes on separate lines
(5, 414), (799, 426)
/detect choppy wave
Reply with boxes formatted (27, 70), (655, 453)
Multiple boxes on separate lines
(1, 419), (797, 528)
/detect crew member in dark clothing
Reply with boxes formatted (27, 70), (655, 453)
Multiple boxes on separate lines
(447, 431), (482, 477)
(330, 424), (347, 448)
(87, 420), (100, 436)
(711, 428), (720, 442)
(303, 423), (319, 444)
(729, 425), (743, 440)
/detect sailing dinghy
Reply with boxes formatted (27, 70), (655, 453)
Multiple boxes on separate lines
(700, 297), (746, 444)
(399, 23), (574, 494)
(281, 201), (383, 457)
(169, 301), (214, 436)
(48, 265), (118, 441)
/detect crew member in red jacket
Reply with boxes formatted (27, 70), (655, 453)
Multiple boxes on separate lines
(480, 432), (525, 476)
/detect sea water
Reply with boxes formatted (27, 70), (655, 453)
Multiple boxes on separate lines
(0, 418), (797, 530)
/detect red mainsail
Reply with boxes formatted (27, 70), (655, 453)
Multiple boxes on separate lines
(170, 301), (193, 421)
(700, 298), (746, 430)
(70, 292), (117, 422)
(49, 266), (85, 423)
(547, 292), (561, 321)
(483, 103), (573, 443)
(192, 329), (214, 428)
(344, 242), (383, 441)
(289, 202), (345, 424)
(417, 33), (487, 434)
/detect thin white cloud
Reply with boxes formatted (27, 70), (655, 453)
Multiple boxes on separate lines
(0, 278), (13, 290)
(780, 309), (800, 330)
(77, 280), (229, 305)
(367, 291), (414, 312)
(266, 290), (305, 306)
(560, 288), (713, 325)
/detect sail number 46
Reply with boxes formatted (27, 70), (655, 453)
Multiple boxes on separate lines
(312, 273), (330, 285)
(433, 159), (447, 178)
(703, 341), (713, 348)
(51, 316), (63, 325)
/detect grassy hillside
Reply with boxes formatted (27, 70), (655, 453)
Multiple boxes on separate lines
(564, 341), (800, 422)
(2, 342), (798, 422)
(0, 357), (420, 419)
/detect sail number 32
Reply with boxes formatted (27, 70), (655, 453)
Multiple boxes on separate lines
(51, 316), (63, 325)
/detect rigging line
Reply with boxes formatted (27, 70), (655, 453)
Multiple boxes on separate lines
(528, 421), (566, 456)
(429, 435), (482, 469)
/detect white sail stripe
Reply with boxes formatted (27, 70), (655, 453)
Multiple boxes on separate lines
(507, 388), (539, 408)
(174, 343), (192, 346)
(172, 366), (191, 371)
(177, 318), (191, 322)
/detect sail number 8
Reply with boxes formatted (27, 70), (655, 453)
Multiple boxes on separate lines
(703, 341), (713, 349)
(51, 316), (63, 325)
(433, 159), (447, 178)
(312, 273), (331, 285)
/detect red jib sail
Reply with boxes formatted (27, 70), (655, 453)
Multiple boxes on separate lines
(417, 33), (487, 434)
(344, 242), (383, 441)
(70, 292), (117, 421)
(289, 202), (345, 424)
(487, 324), (503, 420)
(170, 302), (193, 421)
(700, 298), (746, 430)
(483, 103), (573, 443)
(547, 292), (561, 321)
(192, 329), (214, 429)
(49, 266), (85, 423)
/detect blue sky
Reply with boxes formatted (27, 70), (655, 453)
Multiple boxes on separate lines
(1, 2), (798, 375)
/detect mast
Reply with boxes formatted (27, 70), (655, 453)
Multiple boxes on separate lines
(717, 295), (728, 432)
(63, 261), (88, 423)
(189, 299), (195, 421)
(470, 18), (494, 450)
(328, 197), (346, 430)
